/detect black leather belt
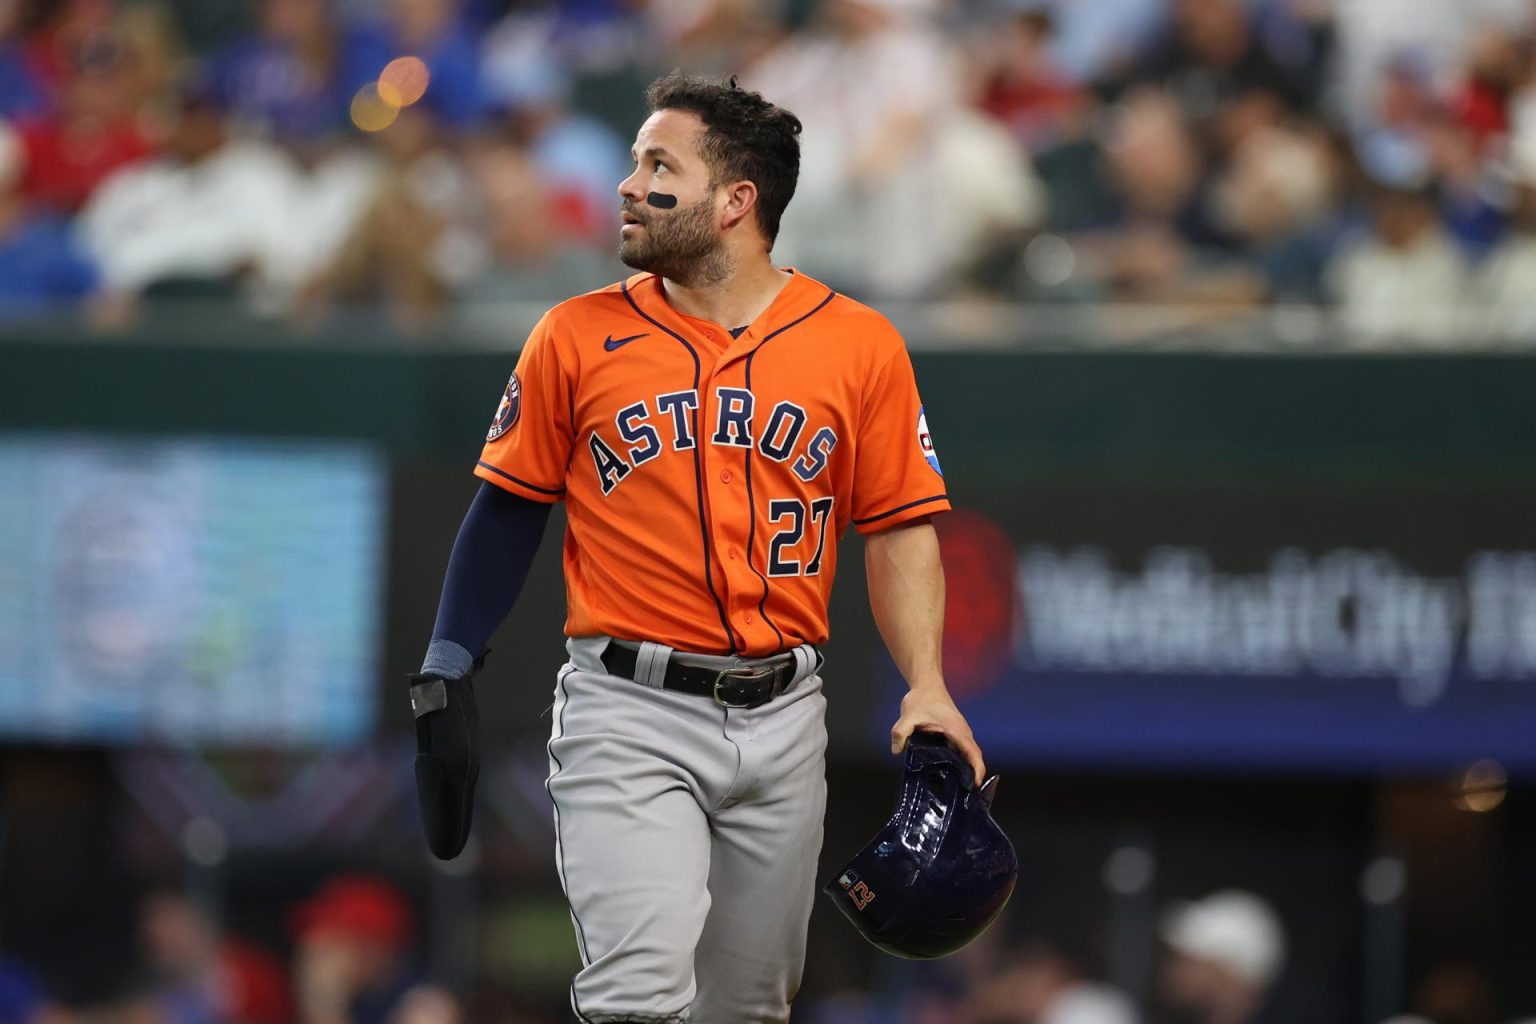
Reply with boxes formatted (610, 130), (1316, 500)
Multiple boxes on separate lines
(601, 644), (799, 709)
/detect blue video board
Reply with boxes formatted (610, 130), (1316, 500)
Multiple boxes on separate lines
(0, 436), (386, 746)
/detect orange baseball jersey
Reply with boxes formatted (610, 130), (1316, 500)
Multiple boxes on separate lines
(475, 269), (950, 656)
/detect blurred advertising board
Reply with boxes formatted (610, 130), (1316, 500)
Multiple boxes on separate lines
(0, 435), (386, 746)
(895, 490), (1536, 775)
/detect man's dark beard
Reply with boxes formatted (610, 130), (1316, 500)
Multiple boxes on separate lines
(618, 189), (731, 286)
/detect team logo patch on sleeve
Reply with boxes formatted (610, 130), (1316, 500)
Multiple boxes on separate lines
(487, 373), (521, 440)
(918, 405), (942, 476)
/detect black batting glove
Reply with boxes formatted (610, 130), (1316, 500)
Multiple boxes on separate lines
(408, 649), (487, 860)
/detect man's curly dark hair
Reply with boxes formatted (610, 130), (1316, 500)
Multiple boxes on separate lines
(644, 71), (802, 245)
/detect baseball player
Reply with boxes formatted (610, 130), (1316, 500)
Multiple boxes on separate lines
(408, 71), (986, 1024)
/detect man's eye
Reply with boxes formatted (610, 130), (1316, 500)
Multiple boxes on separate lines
(654, 160), (666, 172)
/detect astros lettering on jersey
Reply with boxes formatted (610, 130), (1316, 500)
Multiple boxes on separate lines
(475, 269), (950, 657)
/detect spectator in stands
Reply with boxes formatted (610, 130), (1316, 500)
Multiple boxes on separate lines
(289, 875), (422, 1024)
(751, 0), (1036, 298)
(0, 0), (48, 120)
(344, 0), (485, 131)
(1208, 122), (1341, 301)
(1155, 890), (1286, 1024)
(1447, 22), (1525, 156)
(747, 0), (963, 297)
(76, 73), (307, 318)
(478, 47), (630, 239)
(1352, 54), (1439, 201)
(1423, 111), (1505, 257)
(498, 0), (647, 74)
(1065, 86), (1265, 304)
(1394, 962), (1500, 1024)
(1329, 0), (1465, 132)
(456, 134), (614, 335)
(386, 985), (463, 1024)
(208, 0), (389, 302)
(1091, 84), (1206, 253)
(1327, 180), (1468, 345)
(4, 0), (1536, 326)
(642, 0), (787, 77)
(930, 102), (1046, 298)
(0, 122), (98, 317)
(211, 0), (350, 146)
(1109, 0), (1332, 121)
(1507, 32), (1536, 174)
(1033, 0), (1165, 87)
(969, 942), (1140, 1024)
(139, 889), (223, 1019)
(298, 103), (475, 332)
(5, 0), (115, 109)
(1475, 135), (1536, 342)
(975, 6), (1088, 156)
(12, 21), (153, 214)
(139, 887), (293, 1024)
(1102, 0), (1335, 259)
(1348, 50), (1506, 258)
(1424, 28), (1519, 256)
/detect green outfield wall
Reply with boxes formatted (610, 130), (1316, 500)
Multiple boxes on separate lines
(7, 335), (1534, 485)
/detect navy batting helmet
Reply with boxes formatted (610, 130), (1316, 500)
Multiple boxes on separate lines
(823, 731), (1017, 959)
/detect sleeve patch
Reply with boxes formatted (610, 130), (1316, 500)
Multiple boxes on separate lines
(918, 405), (941, 476)
(487, 372), (521, 440)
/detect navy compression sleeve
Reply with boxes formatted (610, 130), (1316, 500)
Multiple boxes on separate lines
(420, 482), (552, 678)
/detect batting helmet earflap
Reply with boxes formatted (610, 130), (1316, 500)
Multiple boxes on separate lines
(822, 730), (1018, 959)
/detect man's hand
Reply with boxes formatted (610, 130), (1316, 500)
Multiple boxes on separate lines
(890, 683), (986, 785)
(409, 651), (486, 860)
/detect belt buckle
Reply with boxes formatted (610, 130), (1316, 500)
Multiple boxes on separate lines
(712, 664), (779, 709)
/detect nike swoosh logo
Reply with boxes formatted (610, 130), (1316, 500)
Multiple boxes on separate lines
(604, 332), (650, 351)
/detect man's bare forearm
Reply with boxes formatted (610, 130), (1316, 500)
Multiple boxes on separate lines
(865, 518), (946, 692)
(866, 518), (987, 781)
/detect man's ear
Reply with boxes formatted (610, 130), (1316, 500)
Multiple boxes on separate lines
(719, 179), (760, 232)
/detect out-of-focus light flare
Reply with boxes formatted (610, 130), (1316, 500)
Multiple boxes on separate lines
(1102, 844), (1155, 895)
(183, 816), (229, 867)
(1453, 759), (1508, 813)
(379, 56), (430, 108)
(1360, 855), (1406, 906)
(351, 83), (399, 132)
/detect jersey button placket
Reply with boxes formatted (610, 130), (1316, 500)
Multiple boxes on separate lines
(720, 454), (754, 639)
(700, 360), (751, 647)
(703, 358), (761, 649)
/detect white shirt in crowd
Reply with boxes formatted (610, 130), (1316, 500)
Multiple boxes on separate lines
(1327, 229), (1467, 346)
(79, 140), (310, 297)
(749, 13), (1040, 297)
(1042, 982), (1142, 1024)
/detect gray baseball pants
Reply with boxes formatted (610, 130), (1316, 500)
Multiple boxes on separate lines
(548, 636), (829, 1024)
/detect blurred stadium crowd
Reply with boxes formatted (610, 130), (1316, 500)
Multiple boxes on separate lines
(3, 0), (1536, 343)
(3, 860), (1524, 1024)
(0, 868), (1346, 1024)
